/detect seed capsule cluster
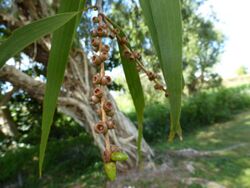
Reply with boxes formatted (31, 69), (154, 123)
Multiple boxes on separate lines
(102, 15), (169, 97)
(90, 12), (169, 181)
(91, 13), (129, 181)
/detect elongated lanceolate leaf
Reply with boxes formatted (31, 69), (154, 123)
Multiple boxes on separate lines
(106, 18), (145, 163)
(39, 0), (85, 177)
(118, 44), (145, 163)
(0, 12), (79, 68)
(140, 0), (183, 141)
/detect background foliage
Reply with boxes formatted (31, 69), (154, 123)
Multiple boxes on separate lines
(1, 0), (249, 187)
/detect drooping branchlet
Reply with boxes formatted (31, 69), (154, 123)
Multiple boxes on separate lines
(90, 13), (128, 179)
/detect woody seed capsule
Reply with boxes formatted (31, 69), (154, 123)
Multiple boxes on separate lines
(97, 27), (104, 37)
(101, 75), (112, 85)
(92, 16), (99, 23)
(133, 52), (141, 60)
(154, 83), (164, 90)
(100, 52), (109, 61)
(136, 65), (142, 72)
(92, 74), (101, 84)
(147, 71), (157, 81)
(91, 95), (100, 104)
(94, 87), (103, 98)
(119, 36), (127, 45)
(92, 55), (102, 66)
(129, 53), (136, 61)
(94, 121), (108, 134)
(91, 30), (98, 37)
(101, 45), (110, 53)
(123, 49), (131, 58)
(103, 101), (113, 112)
(109, 32), (116, 39)
(91, 38), (100, 47)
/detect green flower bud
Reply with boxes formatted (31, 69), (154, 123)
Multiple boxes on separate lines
(111, 152), (128, 162)
(104, 162), (116, 181)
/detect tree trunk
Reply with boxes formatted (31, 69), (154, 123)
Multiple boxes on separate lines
(0, 90), (19, 137)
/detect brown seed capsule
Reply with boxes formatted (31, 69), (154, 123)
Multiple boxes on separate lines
(154, 83), (164, 90)
(103, 101), (113, 112)
(109, 32), (116, 39)
(133, 51), (141, 60)
(91, 38), (100, 48)
(91, 30), (98, 37)
(101, 45), (110, 53)
(92, 16), (99, 23)
(112, 28), (120, 35)
(92, 55), (102, 66)
(106, 119), (116, 129)
(100, 52), (109, 61)
(129, 53), (136, 61)
(123, 49), (131, 58)
(94, 121), (108, 134)
(136, 65), (142, 72)
(147, 71), (157, 81)
(101, 75), (112, 85)
(92, 74), (101, 84)
(98, 13), (105, 20)
(94, 87), (103, 98)
(119, 36), (127, 45)
(100, 23), (108, 29)
(97, 27), (104, 37)
(90, 95), (100, 104)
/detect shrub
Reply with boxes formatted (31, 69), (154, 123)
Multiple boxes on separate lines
(181, 85), (250, 132)
(127, 85), (250, 143)
(0, 134), (100, 185)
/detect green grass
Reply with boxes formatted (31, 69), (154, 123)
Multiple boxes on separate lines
(0, 134), (104, 188)
(1, 111), (250, 187)
(154, 110), (250, 188)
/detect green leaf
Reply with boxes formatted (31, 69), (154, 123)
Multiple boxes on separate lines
(140, 0), (183, 141)
(0, 12), (79, 68)
(39, 0), (85, 177)
(118, 44), (145, 164)
(106, 18), (145, 164)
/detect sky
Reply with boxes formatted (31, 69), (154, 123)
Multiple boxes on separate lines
(199, 0), (250, 78)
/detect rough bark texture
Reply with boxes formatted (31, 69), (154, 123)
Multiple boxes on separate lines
(0, 0), (154, 169)
(0, 89), (19, 137)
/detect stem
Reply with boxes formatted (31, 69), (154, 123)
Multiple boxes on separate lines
(104, 15), (168, 94)
(98, 21), (111, 154)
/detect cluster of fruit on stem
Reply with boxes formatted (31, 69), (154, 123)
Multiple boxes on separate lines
(90, 13), (128, 181)
(103, 14), (169, 97)
(90, 12), (168, 181)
